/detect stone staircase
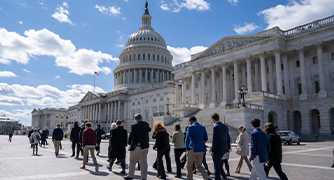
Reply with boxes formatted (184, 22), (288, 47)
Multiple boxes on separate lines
(164, 106), (240, 143)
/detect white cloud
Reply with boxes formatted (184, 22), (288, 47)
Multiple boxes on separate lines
(52, 2), (73, 25)
(124, 0), (128, 2)
(259, 0), (334, 30)
(234, 23), (259, 35)
(55, 75), (60, 79)
(23, 69), (31, 73)
(167, 45), (207, 65)
(95, 4), (121, 16)
(122, 17), (126, 20)
(0, 71), (17, 77)
(117, 44), (124, 48)
(0, 27), (118, 75)
(227, 0), (239, 5)
(19, 21), (23, 24)
(0, 96), (24, 106)
(0, 109), (31, 124)
(163, 0), (210, 13)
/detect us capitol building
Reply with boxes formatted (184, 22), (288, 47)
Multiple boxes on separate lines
(32, 3), (334, 137)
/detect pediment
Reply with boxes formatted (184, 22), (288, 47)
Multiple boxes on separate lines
(79, 91), (99, 103)
(192, 35), (273, 61)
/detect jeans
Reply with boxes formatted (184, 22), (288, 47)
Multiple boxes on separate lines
(174, 148), (186, 176)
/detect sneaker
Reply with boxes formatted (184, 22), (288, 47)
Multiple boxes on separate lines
(123, 176), (133, 180)
(226, 172), (230, 176)
(107, 165), (112, 171)
(80, 166), (85, 169)
(192, 170), (196, 174)
(70, 155), (75, 157)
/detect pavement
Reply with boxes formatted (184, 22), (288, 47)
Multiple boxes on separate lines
(0, 135), (334, 180)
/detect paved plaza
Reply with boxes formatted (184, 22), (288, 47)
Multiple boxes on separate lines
(0, 135), (334, 180)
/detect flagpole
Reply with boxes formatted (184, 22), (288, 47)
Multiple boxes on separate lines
(94, 72), (95, 92)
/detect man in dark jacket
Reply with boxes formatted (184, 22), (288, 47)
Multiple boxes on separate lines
(70, 122), (81, 158)
(210, 113), (230, 180)
(52, 124), (63, 157)
(79, 119), (89, 156)
(123, 113), (151, 180)
(95, 123), (105, 156)
(249, 118), (271, 180)
(80, 122), (98, 171)
(107, 120), (127, 174)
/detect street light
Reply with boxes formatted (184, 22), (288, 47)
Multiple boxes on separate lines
(165, 98), (170, 116)
(238, 85), (248, 107)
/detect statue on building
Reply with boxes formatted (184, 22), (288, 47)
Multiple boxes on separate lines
(145, 0), (149, 14)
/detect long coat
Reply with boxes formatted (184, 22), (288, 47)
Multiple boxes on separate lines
(109, 126), (128, 159)
(236, 131), (250, 156)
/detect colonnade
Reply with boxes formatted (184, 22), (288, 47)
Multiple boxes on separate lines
(114, 68), (174, 86)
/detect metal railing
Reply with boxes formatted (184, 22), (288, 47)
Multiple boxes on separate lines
(225, 103), (263, 110)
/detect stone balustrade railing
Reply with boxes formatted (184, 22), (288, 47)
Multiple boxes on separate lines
(245, 91), (283, 100)
(284, 15), (334, 37)
(289, 96), (300, 101)
(308, 94), (318, 100)
(225, 103), (263, 110)
(171, 103), (197, 108)
(128, 80), (175, 94)
(175, 62), (189, 70)
(328, 91), (334, 98)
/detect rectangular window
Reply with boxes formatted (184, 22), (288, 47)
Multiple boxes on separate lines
(153, 54), (155, 61)
(133, 113), (135, 120)
(283, 86), (285, 94)
(267, 67), (269, 73)
(138, 54), (140, 60)
(313, 56), (318, 64)
(129, 55), (131, 61)
(332, 53), (334, 60)
(205, 81), (206, 86)
(254, 70), (255, 76)
(148, 54), (150, 60)
(296, 60), (300, 67)
(195, 83), (198, 88)
(145, 110), (148, 119)
(157, 55), (159, 61)
(281, 64), (284, 70)
(153, 72), (155, 79)
(298, 83), (302, 95)
(315, 81), (320, 93)
(186, 85), (190, 90)
(143, 54), (145, 60)
(148, 72), (150, 81)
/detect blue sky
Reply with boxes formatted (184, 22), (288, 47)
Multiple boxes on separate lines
(1, 0), (333, 126)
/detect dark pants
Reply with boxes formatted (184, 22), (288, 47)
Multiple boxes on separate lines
(157, 148), (167, 178)
(264, 162), (288, 180)
(110, 158), (125, 170)
(221, 159), (229, 173)
(212, 152), (226, 180)
(96, 140), (101, 153)
(153, 148), (172, 172)
(174, 148), (186, 176)
(193, 151), (209, 170)
(71, 141), (80, 156)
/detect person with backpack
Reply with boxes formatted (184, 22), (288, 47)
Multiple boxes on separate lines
(30, 129), (41, 155)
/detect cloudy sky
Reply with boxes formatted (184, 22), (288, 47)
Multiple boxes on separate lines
(1, 0), (333, 126)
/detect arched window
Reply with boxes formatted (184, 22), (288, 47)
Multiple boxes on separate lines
(143, 54), (145, 60)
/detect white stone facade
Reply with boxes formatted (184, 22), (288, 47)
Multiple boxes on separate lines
(31, 108), (68, 134)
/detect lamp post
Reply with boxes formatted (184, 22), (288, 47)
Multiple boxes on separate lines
(165, 98), (170, 116)
(238, 85), (248, 107)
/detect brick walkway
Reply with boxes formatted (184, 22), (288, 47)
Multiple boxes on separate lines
(0, 135), (333, 179)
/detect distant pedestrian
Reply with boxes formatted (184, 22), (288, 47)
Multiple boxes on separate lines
(263, 123), (288, 180)
(52, 124), (63, 157)
(95, 123), (105, 156)
(235, 126), (252, 173)
(70, 122), (81, 158)
(107, 120), (127, 175)
(153, 121), (169, 179)
(123, 113), (151, 180)
(210, 113), (230, 180)
(249, 118), (270, 180)
(28, 129), (34, 148)
(80, 122), (98, 171)
(221, 132), (232, 176)
(8, 131), (13, 142)
(180, 125), (189, 169)
(30, 129), (41, 155)
(185, 116), (210, 180)
(172, 124), (186, 178)
(45, 128), (49, 145)
(40, 130), (47, 148)
(64, 133), (67, 139)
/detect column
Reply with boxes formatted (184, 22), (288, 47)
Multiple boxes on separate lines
(118, 101), (121, 120)
(297, 47), (308, 100)
(124, 101), (128, 121)
(182, 79), (186, 104)
(233, 61), (239, 104)
(163, 70), (165, 81)
(107, 103), (110, 121)
(200, 70), (205, 109)
(145, 69), (148, 83)
(151, 69), (154, 83)
(175, 80), (178, 104)
(114, 74), (116, 86)
(97, 104), (100, 122)
(157, 69), (160, 83)
(128, 70), (131, 83)
(283, 53), (290, 96)
(123, 71), (126, 84)
(275, 48), (283, 95)
(268, 58), (274, 93)
(316, 43), (327, 98)
(191, 72), (195, 104)
(114, 101), (117, 121)
(254, 62), (259, 91)
(246, 58), (253, 93)
(260, 52), (267, 92)
(221, 64), (227, 106)
(139, 69), (142, 83)
(242, 63), (246, 88)
(210, 66), (216, 108)
(219, 71), (223, 103)
(134, 69), (137, 83)
(110, 102), (114, 121)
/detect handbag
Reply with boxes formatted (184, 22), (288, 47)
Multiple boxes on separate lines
(236, 146), (241, 155)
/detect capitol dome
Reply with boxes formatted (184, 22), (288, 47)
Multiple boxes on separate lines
(113, 1), (174, 91)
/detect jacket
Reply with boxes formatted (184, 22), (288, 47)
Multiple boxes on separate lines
(95, 128), (105, 142)
(185, 122), (208, 152)
(153, 130), (169, 149)
(267, 132), (283, 164)
(52, 127), (63, 141)
(210, 121), (230, 155)
(236, 131), (250, 156)
(70, 124), (80, 142)
(109, 126), (128, 159)
(172, 130), (186, 149)
(250, 127), (271, 163)
(78, 125), (85, 144)
(82, 128), (97, 148)
(128, 120), (151, 151)
(30, 132), (41, 144)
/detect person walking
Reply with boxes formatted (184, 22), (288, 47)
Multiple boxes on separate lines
(70, 122), (81, 158)
(123, 113), (151, 180)
(153, 122), (169, 179)
(95, 123), (105, 156)
(152, 131), (172, 173)
(221, 132), (232, 176)
(108, 123), (117, 162)
(192, 141), (210, 176)
(235, 126), (252, 173)
(180, 125), (189, 169)
(40, 130), (47, 148)
(30, 129), (41, 155)
(28, 129), (34, 148)
(263, 123), (288, 180)
(185, 116), (211, 180)
(107, 120), (127, 174)
(80, 122), (99, 171)
(45, 128), (49, 145)
(79, 119), (89, 157)
(52, 124), (63, 157)
(249, 118), (271, 180)
(8, 131), (13, 142)
(210, 113), (230, 180)
(172, 124), (186, 178)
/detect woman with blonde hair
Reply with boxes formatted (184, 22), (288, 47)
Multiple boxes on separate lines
(153, 121), (169, 179)
(235, 125), (252, 173)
